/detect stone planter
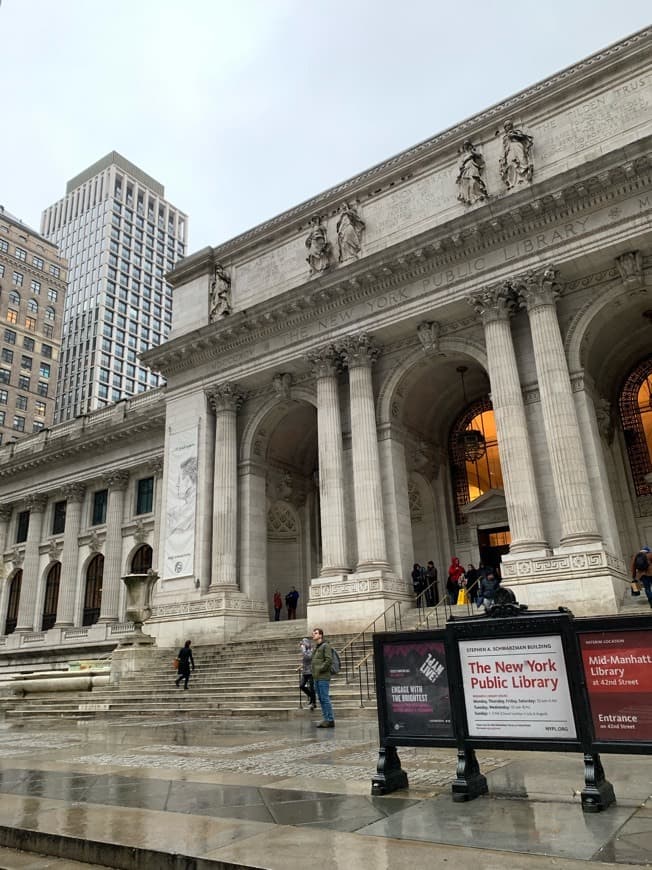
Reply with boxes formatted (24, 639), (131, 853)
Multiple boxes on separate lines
(120, 571), (159, 646)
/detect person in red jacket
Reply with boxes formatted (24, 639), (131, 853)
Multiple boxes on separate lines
(446, 557), (465, 604)
(273, 590), (282, 621)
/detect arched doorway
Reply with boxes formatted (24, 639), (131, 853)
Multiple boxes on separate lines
(131, 544), (153, 573)
(41, 562), (61, 631)
(4, 570), (22, 635)
(83, 554), (103, 626)
(619, 355), (652, 497)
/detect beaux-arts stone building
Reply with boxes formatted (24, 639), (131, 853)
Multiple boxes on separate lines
(1, 29), (651, 659)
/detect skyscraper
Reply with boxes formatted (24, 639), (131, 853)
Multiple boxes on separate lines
(0, 206), (67, 443)
(41, 152), (188, 422)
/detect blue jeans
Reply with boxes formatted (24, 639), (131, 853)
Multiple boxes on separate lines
(315, 679), (334, 722)
(643, 576), (652, 606)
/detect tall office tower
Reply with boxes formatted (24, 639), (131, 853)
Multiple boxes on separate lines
(0, 206), (67, 444)
(41, 152), (188, 422)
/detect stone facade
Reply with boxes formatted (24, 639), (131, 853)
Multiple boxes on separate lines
(1, 30), (652, 656)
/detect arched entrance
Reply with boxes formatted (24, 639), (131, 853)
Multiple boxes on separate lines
(41, 562), (61, 631)
(83, 554), (103, 626)
(4, 570), (22, 635)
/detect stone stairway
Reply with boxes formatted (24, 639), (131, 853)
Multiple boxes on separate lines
(1, 620), (381, 723)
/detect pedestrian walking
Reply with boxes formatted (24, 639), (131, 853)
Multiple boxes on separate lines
(311, 627), (335, 728)
(298, 637), (316, 709)
(174, 639), (195, 690)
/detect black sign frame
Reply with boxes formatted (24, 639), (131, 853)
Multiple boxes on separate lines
(444, 610), (593, 754)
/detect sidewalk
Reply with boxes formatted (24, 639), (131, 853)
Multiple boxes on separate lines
(0, 713), (649, 869)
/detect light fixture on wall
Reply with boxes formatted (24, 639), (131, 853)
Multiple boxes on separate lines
(456, 365), (487, 462)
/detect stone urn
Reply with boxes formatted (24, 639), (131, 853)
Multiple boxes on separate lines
(120, 570), (159, 645)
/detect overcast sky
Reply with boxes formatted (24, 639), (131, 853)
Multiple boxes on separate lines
(1, 1), (650, 253)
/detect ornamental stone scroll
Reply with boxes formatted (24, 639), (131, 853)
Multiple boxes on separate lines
(416, 321), (443, 354)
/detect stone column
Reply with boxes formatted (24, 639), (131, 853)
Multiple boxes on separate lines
(516, 268), (600, 546)
(148, 458), (164, 574)
(99, 470), (130, 622)
(339, 333), (390, 571)
(55, 484), (86, 627)
(470, 285), (548, 553)
(15, 495), (47, 632)
(208, 383), (244, 590)
(238, 461), (267, 601)
(0, 504), (13, 576)
(307, 347), (349, 576)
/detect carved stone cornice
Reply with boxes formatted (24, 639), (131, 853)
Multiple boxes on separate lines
(306, 346), (340, 379)
(207, 383), (245, 413)
(513, 266), (560, 312)
(468, 283), (515, 324)
(338, 333), (380, 369)
(61, 483), (86, 504)
(104, 470), (130, 492)
(162, 29), (650, 270)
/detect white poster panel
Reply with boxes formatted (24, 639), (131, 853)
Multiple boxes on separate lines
(163, 426), (198, 579)
(459, 634), (577, 739)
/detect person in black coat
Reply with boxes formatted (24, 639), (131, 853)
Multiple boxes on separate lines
(175, 639), (195, 690)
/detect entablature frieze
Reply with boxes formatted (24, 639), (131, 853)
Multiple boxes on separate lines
(149, 149), (652, 381)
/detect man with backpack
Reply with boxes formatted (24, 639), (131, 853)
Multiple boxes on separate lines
(632, 546), (652, 607)
(311, 627), (335, 728)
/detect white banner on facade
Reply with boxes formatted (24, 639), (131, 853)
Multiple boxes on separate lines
(458, 634), (577, 740)
(163, 426), (198, 579)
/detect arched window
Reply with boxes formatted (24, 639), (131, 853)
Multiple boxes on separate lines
(4, 569), (22, 635)
(9, 290), (20, 306)
(41, 562), (61, 631)
(619, 356), (652, 497)
(449, 397), (503, 524)
(45, 306), (55, 321)
(27, 299), (38, 314)
(83, 554), (103, 626)
(131, 544), (152, 574)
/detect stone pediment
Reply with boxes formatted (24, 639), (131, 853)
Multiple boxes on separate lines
(461, 489), (507, 522)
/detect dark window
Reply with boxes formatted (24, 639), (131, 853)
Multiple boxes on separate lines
(4, 570), (22, 634)
(92, 489), (108, 525)
(83, 554), (103, 626)
(41, 562), (61, 631)
(16, 510), (29, 543)
(52, 500), (67, 535)
(4, 329), (16, 345)
(131, 544), (153, 574)
(23, 337), (35, 351)
(136, 477), (154, 514)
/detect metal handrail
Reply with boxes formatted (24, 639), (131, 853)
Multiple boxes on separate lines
(339, 600), (403, 687)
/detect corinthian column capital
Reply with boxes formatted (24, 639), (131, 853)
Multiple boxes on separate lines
(306, 345), (340, 379)
(104, 470), (130, 491)
(207, 382), (245, 413)
(468, 283), (515, 324)
(25, 494), (47, 513)
(61, 483), (86, 504)
(0, 504), (13, 523)
(514, 265), (560, 311)
(338, 333), (380, 369)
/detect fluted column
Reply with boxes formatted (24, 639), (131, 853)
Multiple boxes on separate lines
(470, 285), (548, 552)
(208, 383), (244, 590)
(149, 458), (164, 574)
(0, 505), (13, 628)
(98, 471), (130, 622)
(15, 495), (47, 631)
(55, 484), (86, 627)
(339, 334), (389, 571)
(516, 268), (600, 546)
(307, 347), (350, 575)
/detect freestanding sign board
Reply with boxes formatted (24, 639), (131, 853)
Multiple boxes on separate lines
(576, 614), (652, 754)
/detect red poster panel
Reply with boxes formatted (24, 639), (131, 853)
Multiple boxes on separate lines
(579, 629), (652, 742)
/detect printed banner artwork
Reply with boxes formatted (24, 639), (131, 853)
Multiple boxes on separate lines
(458, 634), (577, 739)
(579, 629), (652, 742)
(163, 426), (198, 579)
(382, 639), (453, 738)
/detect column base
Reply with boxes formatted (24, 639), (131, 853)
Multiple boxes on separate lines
(508, 541), (551, 556)
(307, 569), (411, 633)
(320, 566), (351, 578)
(500, 544), (627, 616)
(356, 560), (392, 573)
(149, 591), (267, 645)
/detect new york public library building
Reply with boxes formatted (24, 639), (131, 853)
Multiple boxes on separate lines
(1, 28), (651, 665)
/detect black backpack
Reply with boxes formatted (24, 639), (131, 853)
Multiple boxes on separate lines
(634, 551), (649, 573)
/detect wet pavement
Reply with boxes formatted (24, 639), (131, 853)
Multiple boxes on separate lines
(0, 715), (649, 869)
